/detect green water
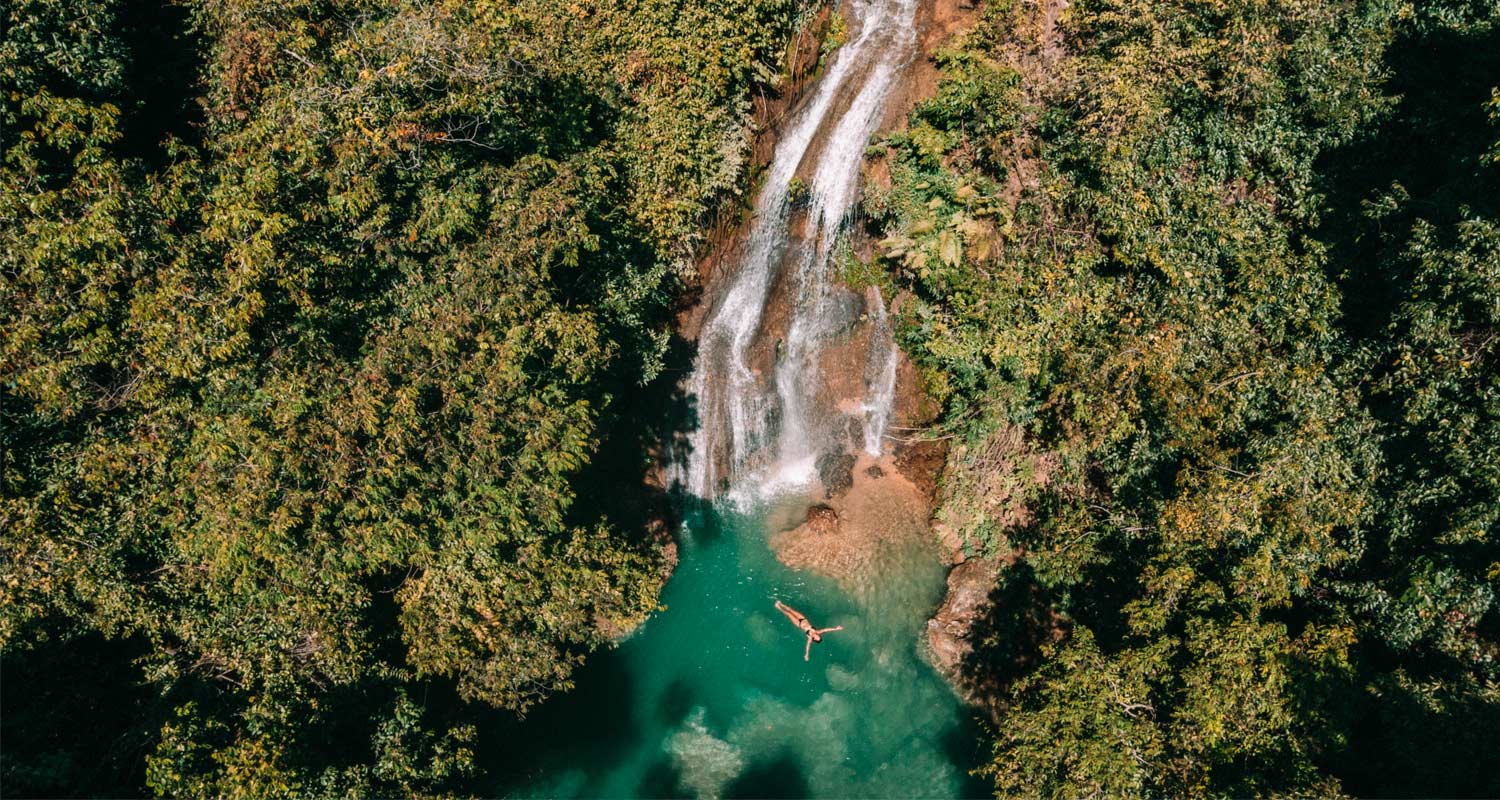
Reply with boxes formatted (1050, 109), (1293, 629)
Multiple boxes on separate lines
(493, 496), (987, 798)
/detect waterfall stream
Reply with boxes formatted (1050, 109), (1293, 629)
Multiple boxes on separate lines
(682, 0), (919, 501)
(496, 4), (985, 796)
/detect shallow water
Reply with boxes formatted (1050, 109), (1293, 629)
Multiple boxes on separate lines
(494, 499), (987, 798)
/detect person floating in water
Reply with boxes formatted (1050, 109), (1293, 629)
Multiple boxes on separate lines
(774, 600), (843, 661)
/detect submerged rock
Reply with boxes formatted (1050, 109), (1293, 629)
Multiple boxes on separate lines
(669, 709), (744, 800)
(771, 453), (936, 604)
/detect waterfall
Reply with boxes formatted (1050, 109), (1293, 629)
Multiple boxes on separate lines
(861, 285), (900, 456)
(680, 0), (919, 500)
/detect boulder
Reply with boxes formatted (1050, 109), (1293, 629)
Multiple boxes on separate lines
(925, 558), (1001, 695)
(816, 450), (857, 498)
(805, 503), (839, 535)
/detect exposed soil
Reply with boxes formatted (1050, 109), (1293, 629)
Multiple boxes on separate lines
(935, 425), (1058, 555)
(1039, 0), (1070, 67)
(886, 0), (982, 130)
(997, 0), (1072, 212)
(894, 436), (947, 508)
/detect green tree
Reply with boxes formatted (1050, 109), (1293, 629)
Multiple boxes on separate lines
(2, 0), (810, 793)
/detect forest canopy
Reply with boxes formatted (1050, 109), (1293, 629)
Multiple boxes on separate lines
(1, 0), (808, 794)
(3, 0), (1498, 795)
(867, 0), (1500, 794)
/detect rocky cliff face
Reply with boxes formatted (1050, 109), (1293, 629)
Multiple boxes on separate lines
(925, 558), (1002, 698)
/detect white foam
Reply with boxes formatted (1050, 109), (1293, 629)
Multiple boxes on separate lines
(680, 0), (921, 501)
(861, 286), (900, 456)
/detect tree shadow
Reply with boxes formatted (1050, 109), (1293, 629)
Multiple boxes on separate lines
(1309, 663), (1500, 798)
(476, 645), (645, 797)
(1304, 15), (1500, 797)
(941, 709), (1000, 798)
(1064, 533), (1150, 654)
(1317, 18), (1500, 342)
(0, 626), (166, 798)
(115, 0), (206, 163)
(563, 325), (702, 545)
(955, 560), (1068, 701)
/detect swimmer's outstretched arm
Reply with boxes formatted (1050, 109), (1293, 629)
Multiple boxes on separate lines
(804, 634), (813, 661)
(813, 625), (843, 635)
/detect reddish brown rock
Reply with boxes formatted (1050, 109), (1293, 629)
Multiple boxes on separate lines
(804, 503), (840, 534)
(770, 453), (935, 603)
(924, 557), (1001, 697)
(931, 521), (966, 565)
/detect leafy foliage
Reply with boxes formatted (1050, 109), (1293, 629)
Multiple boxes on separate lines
(1, 0), (805, 794)
(870, 0), (1499, 794)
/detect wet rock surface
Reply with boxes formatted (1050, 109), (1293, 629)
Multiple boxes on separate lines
(924, 558), (1000, 695)
(674, 0), (1001, 721)
(816, 450), (857, 498)
(770, 453), (936, 604)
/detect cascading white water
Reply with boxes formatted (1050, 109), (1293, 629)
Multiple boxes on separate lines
(860, 285), (900, 455)
(680, 0), (919, 500)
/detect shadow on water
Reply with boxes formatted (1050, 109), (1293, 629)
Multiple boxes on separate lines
(480, 645), (644, 796)
(637, 755), (690, 799)
(564, 326), (705, 543)
(942, 711), (997, 799)
(724, 753), (811, 799)
(657, 676), (697, 727)
(482, 482), (989, 798)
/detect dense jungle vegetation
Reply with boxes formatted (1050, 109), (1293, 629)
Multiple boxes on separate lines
(870, 0), (1499, 794)
(4, 0), (1497, 795)
(1, 0), (808, 794)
